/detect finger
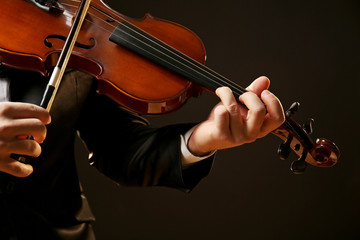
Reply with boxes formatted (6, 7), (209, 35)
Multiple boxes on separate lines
(2, 139), (42, 158)
(0, 118), (47, 143)
(215, 87), (243, 134)
(213, 105), (230, 134)
(0, 102), (51, 124)
(0, 158), (33, 177)
(259, 90), (285, 135)
(14, 119), (48, 143)
(206, 102), (222, 121)
(239, 91), (267, 138)
(246, 76), (270, 96)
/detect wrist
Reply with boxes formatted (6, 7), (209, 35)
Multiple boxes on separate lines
(187, 135), (213, 157)
(180, 126), (215, 166)
(186, 126), (215, 157)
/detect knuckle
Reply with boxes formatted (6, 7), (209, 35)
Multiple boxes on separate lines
(27, 142), (41, 157)
(28, 104), (37, 112)
(8, 164), (30, 178)
(227, 103), (239, 115)
(251, 105), (266, 117)
(8, 164), (22, 176)
(32, 118), (47, 132)
(36, 121), (47, 141)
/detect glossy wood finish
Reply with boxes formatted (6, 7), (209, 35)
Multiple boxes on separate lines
(0, 0), (205, 114)
(0, 0), (340, 170)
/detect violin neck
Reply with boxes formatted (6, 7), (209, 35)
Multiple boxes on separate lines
(109, 21), (247, 98)
(107, 18), (340, 170)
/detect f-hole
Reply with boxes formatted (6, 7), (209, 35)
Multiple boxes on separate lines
(44, 35), (96, 49)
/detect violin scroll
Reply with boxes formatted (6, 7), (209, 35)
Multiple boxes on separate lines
(273, 102), (340, 173)
(311, 138), (339, 167)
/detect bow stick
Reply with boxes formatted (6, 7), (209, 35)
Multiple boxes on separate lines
(14, 0), (91, 163)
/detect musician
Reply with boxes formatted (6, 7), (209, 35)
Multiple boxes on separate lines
(0, 56), (283, 239)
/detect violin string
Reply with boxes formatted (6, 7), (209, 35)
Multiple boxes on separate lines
(63, 0), (247, 96)
(61, 0), (248, 97)
(91, 3), (247, 95)
(111, 31), (247, 96)
(58, 1), (292, 130)
(62, 1), (290, 129)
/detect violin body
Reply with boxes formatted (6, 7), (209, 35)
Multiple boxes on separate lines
(0, 0), (205, 114)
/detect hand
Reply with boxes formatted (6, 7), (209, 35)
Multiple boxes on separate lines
(0, 102), (51, 177)
(187, 76), (285, 159)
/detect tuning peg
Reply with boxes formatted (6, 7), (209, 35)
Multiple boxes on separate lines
(303, 118), (314, 135)
(277, 135), (293, 160)
(286, 102), (300, 117)
(290, 150), (308, 174)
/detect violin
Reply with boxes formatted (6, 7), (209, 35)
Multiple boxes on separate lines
(0, 0), (340, 173)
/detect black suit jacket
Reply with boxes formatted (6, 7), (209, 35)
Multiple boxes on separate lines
(0, 68), (213, 239)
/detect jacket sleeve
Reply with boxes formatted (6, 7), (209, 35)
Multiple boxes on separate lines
(77, 89), (213, 192)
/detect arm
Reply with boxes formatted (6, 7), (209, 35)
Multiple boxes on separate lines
(77, 89), (213, 191)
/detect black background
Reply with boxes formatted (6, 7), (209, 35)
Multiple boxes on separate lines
(75, 0), (360, 239)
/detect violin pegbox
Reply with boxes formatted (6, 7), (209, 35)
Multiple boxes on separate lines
(273, 102), (340, 174)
